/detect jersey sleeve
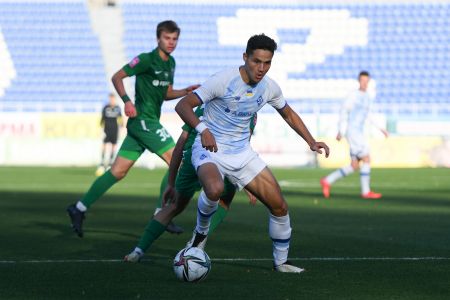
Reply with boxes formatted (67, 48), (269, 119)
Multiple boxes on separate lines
(122, 53), (151, 76)
(181, 123), (190, 131)
(338, 91), (357, 134)
(249, 113), (257, 133)
(169, 58), (176, 85)
(266, 79), (287, 110)
(100, 106), (106, 125)
(193, 71), (227, 104)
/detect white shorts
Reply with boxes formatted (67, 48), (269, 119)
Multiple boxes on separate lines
(191, 141), (266, 190)
(347, 131), (370, 160)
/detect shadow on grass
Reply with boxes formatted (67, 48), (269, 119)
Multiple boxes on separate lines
(282, 188), (450, 209)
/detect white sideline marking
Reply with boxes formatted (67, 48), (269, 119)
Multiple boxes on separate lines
(0, 179), (444, 191)
(1, 257), (449, 264)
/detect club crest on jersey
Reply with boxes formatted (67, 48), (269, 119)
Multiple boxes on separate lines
(256, 96), (263, 106)
(129, 57), (140, 68)
(246, 89), (253, 97)
(200, 154), (207, 160)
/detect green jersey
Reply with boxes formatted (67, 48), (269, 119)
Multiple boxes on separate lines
(122, 48), (175, 121)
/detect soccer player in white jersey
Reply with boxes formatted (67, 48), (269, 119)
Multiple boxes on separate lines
(320, 71), (388, 199)
(175, 34), (330, 273)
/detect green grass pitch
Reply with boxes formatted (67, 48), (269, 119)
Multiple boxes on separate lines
(0, 166), (449, 299)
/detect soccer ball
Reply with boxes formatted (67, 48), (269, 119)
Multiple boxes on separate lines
(173, 247), (211, 282)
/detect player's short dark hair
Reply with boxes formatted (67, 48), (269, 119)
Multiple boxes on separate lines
(156, 20), (180, 38)
(246, 34), (277, 56)
(359, 71), (370, 78)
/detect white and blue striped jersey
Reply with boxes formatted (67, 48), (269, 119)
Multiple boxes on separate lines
(194, 67), (286, 154)
(338, 89), (373, 136)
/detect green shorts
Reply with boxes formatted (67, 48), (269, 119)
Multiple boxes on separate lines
(176, 149), (236, 201)
(118, 118), (175, 161)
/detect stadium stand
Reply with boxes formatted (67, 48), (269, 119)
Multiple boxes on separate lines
(121, 1), (449, 116)
(0, 1), (448, 116)
(0, 0), (108, 112)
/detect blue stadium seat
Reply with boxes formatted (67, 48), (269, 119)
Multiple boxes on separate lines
(0, 1), (108, 112)
(1, 1), (448, 115)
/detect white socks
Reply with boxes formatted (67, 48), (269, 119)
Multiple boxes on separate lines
(269, 213), (292, 266)
(76, 201), (87, 212)
(326, 165), (354, 184)
(360, 163), (371, 194)
(195, 191), (218, 235)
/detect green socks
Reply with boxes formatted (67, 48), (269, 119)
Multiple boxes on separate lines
(209, 205), (228, 234)
(80, 170), (118, 208)
(136, 204), (228, 254)
(137, 219), (167, 252)
(156, 170), (169, 209)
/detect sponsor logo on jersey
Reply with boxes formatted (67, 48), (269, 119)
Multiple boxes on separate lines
(232, 111), (253, 117)
(224, 106), (252, 117)
(152, 80), (171, 87)
(129, 57), (140, 68)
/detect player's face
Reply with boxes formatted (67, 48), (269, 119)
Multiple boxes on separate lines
(157, 31), (179, 55)
(243, 49), (273, 84)
(359, 75), (370, 91)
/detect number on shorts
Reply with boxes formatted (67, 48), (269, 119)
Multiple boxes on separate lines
(156, 128), (171, 142)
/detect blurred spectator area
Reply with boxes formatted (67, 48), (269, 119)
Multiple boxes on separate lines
(0, 0), (448, 116)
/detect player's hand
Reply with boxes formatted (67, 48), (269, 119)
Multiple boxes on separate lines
(162, 185), (176, 206)
(244, 188), (258, 206)
(200, 129), (218, 152)
(124, 101), (137, 118)
(336, 133), (342, 141)
(310, 141), (330, 158)
(186, 84), (200, 94)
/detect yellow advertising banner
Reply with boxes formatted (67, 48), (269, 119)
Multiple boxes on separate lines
(41, 113), (102, 139)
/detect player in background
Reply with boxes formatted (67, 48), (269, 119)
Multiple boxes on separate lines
(124, 106), (258, 262)
(320, 71), (388, 199)
(95, 93), (123, 177)
(176, 34), (329, 273)
(67, 20), (199, 237)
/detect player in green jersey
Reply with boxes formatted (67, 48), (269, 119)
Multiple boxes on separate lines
(123, 106), (258, 262)
(67, 20), (199, 237)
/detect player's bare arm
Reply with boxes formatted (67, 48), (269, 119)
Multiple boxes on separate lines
(175, 94), (218, 152)
(162, 130), (189, 206)
(111, 69), (137, 118)
(277, 104), (330, 157)
(165, 84), (200, 100)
